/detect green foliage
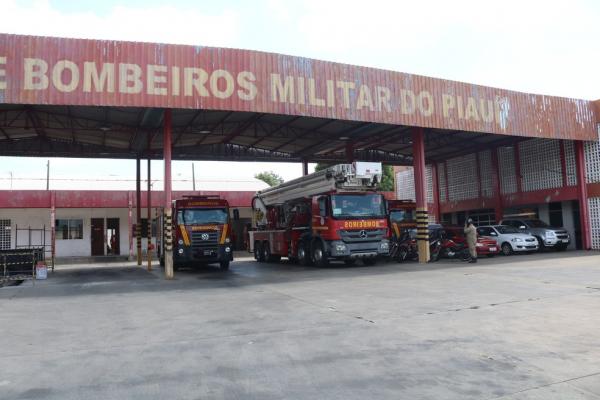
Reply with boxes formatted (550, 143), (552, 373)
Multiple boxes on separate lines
(379, 165), (394, 191)
(255, 171), (284, 187)
(314, 163), (330, 172)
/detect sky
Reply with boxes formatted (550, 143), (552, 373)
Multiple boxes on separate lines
(1, 0), (599, 188)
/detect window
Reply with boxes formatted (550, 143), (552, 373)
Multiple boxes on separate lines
(477, 227), (496, 237)
(330, 194), (386, 218)
(0, 219), (10, 250)
(56, 219), (83, 240)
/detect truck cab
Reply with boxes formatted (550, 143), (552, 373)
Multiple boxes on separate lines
(159, 196), (233, 270)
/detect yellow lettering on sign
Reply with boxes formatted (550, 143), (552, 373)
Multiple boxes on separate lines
(83, 62), (115, 93)
(465, 97), (480, 121)
(271, 73), (294, 103)
(375, 86), (391, 112)
(171, 66), (180, 96)
(337, 81), (355, 109)
(297, 77), (305, 105)
(308, 78), (325, 107)
(479, 99), (494, 123)
(417, 90), (433, 117)
(184, 67), (209, 97)
(0, 56), (6, 90)
(237, 71), (257, 101)
(442, 94), (455, 118)
(119, 63), (142, 94)
(210, 69), (235, 99)
(457, 95), (464, 119)
(356, 84), (374, 111)
(400, 89), (415, 115)
(326, 79), (335, 108)
(52, 60), (80, 93)
(24, 58), (49, 90)
(147, 64), (168, 96)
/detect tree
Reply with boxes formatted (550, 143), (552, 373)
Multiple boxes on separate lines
(255, 171), (284, 187)
(314, 163), (330, 172)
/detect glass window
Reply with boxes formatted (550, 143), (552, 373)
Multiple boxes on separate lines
(56, 219), (83, 240)
(330, 194), (386, 218)
(524, 219), (549, 228)
(389, 209), (415, 224)
(496, 225), (519, 234)
(177, 208), (228, 225)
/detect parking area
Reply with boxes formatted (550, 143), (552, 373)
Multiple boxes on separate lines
(1, 252), (599, 399)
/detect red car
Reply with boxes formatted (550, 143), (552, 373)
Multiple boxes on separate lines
(443, 226), (500, 257)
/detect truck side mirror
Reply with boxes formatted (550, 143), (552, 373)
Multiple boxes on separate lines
(233, 209), (240, 221)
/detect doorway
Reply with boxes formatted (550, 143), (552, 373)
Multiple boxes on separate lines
(91, 218), (104, 256)
(107, 218), (120, 255)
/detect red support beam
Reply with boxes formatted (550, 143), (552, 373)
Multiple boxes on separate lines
(559, 140), (568, 187)
(431, 163), (441, 223)
(136, 156), (141, 265)
(491, 148), (503, 223)
(412, 127), (430, 263)
(50, 190), (56, 269)
(345, 141), (354, 163)
(513, 143), (523, 195)
(147, 156), (152, 271)
(575, 141), (591, 250)
(128, 191), (133, 260)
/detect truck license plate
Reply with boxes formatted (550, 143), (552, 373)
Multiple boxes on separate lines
(489, 247), (497, 252)
(203, 250), (212, 256)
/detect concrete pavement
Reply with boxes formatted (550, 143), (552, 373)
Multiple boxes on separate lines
(1, 251), (599, 399)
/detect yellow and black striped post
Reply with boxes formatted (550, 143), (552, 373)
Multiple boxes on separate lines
(416, 208), (430, 263)
(164, 208), (174, 279)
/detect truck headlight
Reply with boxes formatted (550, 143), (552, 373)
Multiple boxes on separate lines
(178, 248), (184, 254)
(380, 241), (389, 250)
(335, 243), (347, 252)
(178, 239), (184, 245)
(545, 231), (556, 238)
(225, 237), (231, 243)
(225, 247), (231, 253)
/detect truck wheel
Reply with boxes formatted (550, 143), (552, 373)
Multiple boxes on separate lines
(263, 241), (272, 262)
(219, 260), (230, 270)
(254, 241), (265, 262)
(501, 243), (513, 255)
(312, 241), (329, 267)
(298, 241), (312, 266)
(362, 258), (377, 266)
(534, 236), (545, 251)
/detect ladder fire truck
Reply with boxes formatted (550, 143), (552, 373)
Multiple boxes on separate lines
(249, 162), (390, 267)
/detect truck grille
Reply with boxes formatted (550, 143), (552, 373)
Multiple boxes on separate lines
(555, 230), (569, 239)
(191, 231), (219, 255)
(339, 229), (386, 243)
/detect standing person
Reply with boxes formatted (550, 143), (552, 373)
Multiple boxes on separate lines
(464, 218), (477, 263)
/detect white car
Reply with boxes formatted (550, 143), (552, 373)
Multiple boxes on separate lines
(476, 225), (539, 255)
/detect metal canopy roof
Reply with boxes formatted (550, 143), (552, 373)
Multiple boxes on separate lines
(0, 104), (519, 164)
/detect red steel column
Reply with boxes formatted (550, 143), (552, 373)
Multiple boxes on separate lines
(128, 191), (133, 260)
(575, 141), (591, 250)
(50, 190), (56, 270)
(163, 109), (174, 279)
(491, 148), (503, 224)
(412, 127), (430, 263)
(431, 163), (441, 223)
(345, 141), (354, 163)
(147, 156), (152, 271)
(136, 156), (142, 265)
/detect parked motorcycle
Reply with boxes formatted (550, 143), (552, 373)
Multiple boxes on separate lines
(436, 238), (472, 262)
(389, 230), (417, 262)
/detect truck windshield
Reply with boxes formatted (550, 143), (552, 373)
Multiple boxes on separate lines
(389, 209), (415, 223)
(331, 194), (386, 219)
(177, 208), (228, 225)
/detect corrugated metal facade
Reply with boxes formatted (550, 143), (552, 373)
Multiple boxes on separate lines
(0, 33), (597, 141)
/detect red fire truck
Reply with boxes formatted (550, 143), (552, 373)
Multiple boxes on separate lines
(249, 162), (390, 267)
(158, 196), (233, 270)
(387, 200), (417, 238)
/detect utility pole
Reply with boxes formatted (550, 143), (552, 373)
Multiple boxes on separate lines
(46, 160), (50, 190)
(192, 162), (196, 191)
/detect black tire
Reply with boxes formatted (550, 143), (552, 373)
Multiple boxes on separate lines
(535, 236), (545, 252)
(501, 242), (513, 256)
(297, 241), (312, 266)
(263, 241), (271, 262)
(362, 258), (377, 266)
(219, 260), (230, 270)
(397, 246), (409, 262)
(311, 241), (329, 267)
(254, 241), (265, 262)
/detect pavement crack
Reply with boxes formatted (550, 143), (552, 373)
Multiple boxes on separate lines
(487, 371), (600, 399)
